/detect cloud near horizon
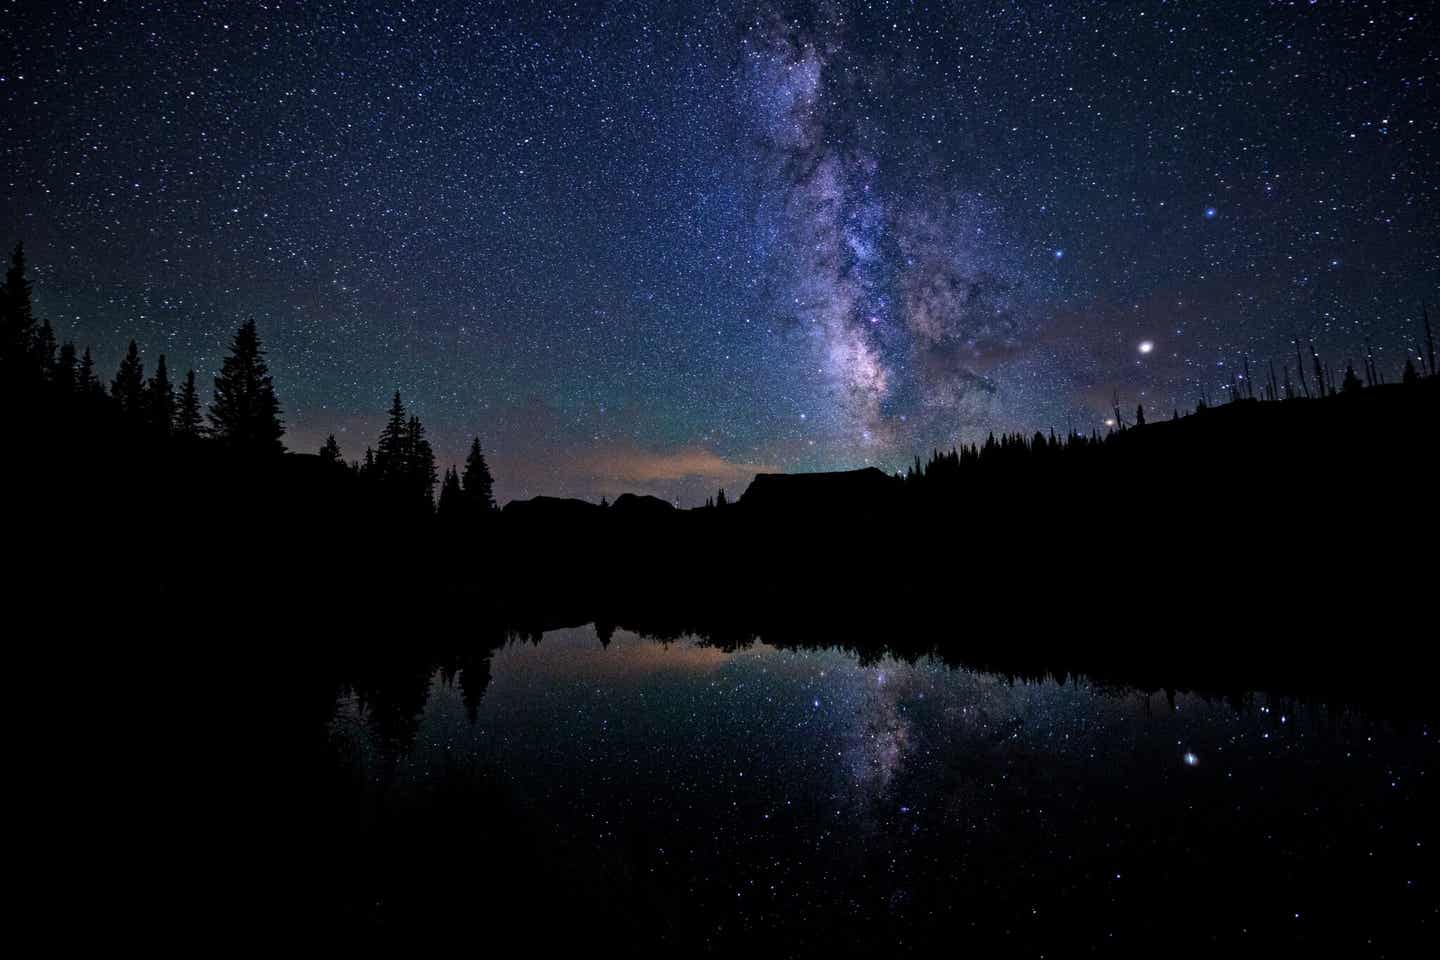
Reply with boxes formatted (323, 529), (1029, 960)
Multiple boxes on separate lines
(581, 445), (780, 491)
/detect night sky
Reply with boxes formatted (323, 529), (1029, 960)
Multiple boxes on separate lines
(5, 1), (1437, 504)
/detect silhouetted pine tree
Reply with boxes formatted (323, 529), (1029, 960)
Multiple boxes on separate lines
(145, 354), (175, 436)
(437, 466), (462, 520)
(175, 369), (204, 438)
(461, 437), (496, 513)
(55, 342), (77, 394)
(406, 415), (438, 509)
(33, 317), (56, 374)
(0, 241), (36, 370)
(1403, 356), (1419, 385)
(716, 487), (729, 507)
(77, 347), (103, 402)
(111, 340), (146, 421)
(1342, 362), (1363, 394)
(375, 391), (408, 483)
(1135, 404), (1146, 427)
(319, 434), (343, 464)
(209, 319), (283, 452)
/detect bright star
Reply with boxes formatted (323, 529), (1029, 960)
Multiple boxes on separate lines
(1138, 340), (1154, 354)
(1204, 206), (1217, 218)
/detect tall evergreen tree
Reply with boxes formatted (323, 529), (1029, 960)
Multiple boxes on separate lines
(111, 340), (146, 420)
(1403, 356), (1419, 385)
(55, 342), (77, 394)
(461, 436), (496, 513)
(145, 354), (175, 435)
(33, 317), (56, 373)
(406, 415), (438, 509)
(1341, 362), (1363, 394)
(77, 346), (103, 401)
(0, 241), (35, 368)
(319, 434), (343, 464)
(374, 391), (409, 483)
(437, 466), (462, 521)
(175, 369), (204, 438)
(208, 319), (284, 452)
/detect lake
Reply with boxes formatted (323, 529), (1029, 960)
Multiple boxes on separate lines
(287, 625), (1436, 951)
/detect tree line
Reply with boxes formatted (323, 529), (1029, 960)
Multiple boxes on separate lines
(0, 240), (496, 518)
(5, 237), (1434, 520)
(896, 312), (1438, 492)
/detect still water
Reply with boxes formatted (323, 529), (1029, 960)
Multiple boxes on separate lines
(312, 627), (1433, 951)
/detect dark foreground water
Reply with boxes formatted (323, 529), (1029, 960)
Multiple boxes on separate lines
(280, 626), (1437, 953)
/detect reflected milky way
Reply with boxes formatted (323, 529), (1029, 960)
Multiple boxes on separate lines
(326, 627), (1434, 949)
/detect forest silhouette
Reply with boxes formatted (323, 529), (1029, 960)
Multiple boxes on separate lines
(5, 239), (1437, 639)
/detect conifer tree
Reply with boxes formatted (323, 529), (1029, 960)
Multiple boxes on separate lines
(1341, 362), (1363, 394)
(406, 415), (438, 509)
(437, 466), (462, 520)
(77, 347), (103, 401)
(175, 369), (204, 438)
(375, 391), (409, 483)
(319, 434), (343, 464)
(33, 317), (56, 373)
(461, 436), (497, 513)
(1403, 356), (1419, 385)
(208, 319), (283, 452)
(55, 342), (77, 393)
(145, 354), (175, 435)
(111, 340), (146, 420)
(716, 487), (728, 507)
(1135, 404), (1145, 427)
(0, 241), (35, 368)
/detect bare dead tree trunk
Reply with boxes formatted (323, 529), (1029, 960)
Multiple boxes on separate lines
(1425, 304), (1436, 379)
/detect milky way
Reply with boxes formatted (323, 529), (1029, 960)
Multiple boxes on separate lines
(5, 2), (1436, 503)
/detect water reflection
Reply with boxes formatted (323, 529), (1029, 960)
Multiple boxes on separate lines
(311, 626), (1434, 951)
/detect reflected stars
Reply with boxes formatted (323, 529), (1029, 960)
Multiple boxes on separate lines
(325, 624), (1437, 947)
